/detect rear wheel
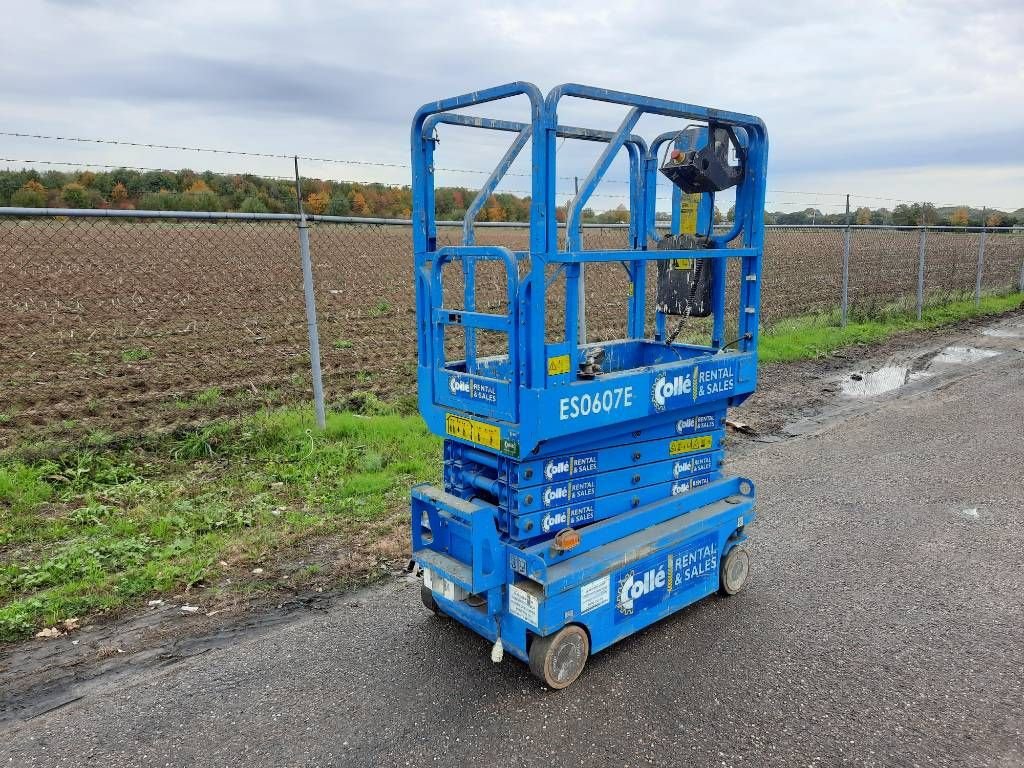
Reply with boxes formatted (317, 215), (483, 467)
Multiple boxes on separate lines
(528, 624), (589, 689)
(420, 583), (440, 614)
(720, 546), (750, 596)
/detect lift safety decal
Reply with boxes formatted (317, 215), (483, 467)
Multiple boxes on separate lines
(445, 413), (501, 450)
(547, 354), (571, 376)
(614, 533), (718, 622)
(669, 435), (713, 455)
(508, 584), (539, 627)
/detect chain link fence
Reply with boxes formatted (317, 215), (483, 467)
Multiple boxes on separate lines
(2, 209), (1022, 443)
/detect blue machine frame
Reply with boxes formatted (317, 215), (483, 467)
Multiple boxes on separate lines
(409, 82), (767, 687)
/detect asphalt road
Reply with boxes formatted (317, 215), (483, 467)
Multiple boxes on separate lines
(5, 326), (1024, 767)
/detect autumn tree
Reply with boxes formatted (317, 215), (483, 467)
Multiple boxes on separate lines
(11, 180), (47, 207)
(305, 191), (330, 214)
(949, 207), (969, 227)
(483, 195), (505, 222)
(855, 206), (871, 225)
(986, 212), (1004, 228)
(110, 182), (129, 205)
(350, 192), (370, 216)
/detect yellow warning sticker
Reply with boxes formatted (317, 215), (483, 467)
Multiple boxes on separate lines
(680, 193), (700, 235)
(547, 354), (571, 376)
(673, 258), (692, 270)
(445, 413), (501, 450)
(669, 435), (713, 455)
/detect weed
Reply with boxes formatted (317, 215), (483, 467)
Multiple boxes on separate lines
(333, 338), (354, 350)
(344, 391), (394, 416)
(174, 387), (223, 410)
(121, 347), (152, 363)
(170, 422), (235, 460)
(196, 387), (221, 405)
(369, 301), (391, 317)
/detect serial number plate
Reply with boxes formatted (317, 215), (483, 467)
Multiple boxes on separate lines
(445, 413), (501, 450)
(669, 435), (713, 455)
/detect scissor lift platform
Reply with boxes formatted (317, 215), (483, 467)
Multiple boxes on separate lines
(408, 82), (767, 688)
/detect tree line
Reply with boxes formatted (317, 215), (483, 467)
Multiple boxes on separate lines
(0, 167), (1018, 227)
(755, 203), (1021, 228)
(0, 166), (622, 222)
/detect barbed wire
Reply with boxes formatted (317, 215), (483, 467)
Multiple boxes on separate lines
(5, 128), (1000, 210)
(2, 125), (1009, 212)
(0, 129), (614, 185)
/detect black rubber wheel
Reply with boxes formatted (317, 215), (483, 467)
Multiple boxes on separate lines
(420, 583), (440, 614)
(720, 546), (750, 596)
(528, 625), (589, 689)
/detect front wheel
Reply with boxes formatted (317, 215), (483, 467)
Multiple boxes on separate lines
(528, 624), (589, 689)
(720, 546), (750, 596)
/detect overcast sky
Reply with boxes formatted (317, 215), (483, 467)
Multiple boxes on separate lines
(3, 0), (1022, 212)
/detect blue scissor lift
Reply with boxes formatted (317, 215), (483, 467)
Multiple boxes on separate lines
(409, 83), (767, 688)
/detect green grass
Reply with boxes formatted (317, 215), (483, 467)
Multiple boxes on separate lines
(759, 292), (1024, 363)
(368, 301), (391, 317)
(174, 387), (224, 409)
(121, 347), (152, 363)
(0, 406), (440, 642)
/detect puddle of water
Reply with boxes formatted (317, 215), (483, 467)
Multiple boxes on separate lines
(981, 327), (1022, 339)
(841, 365), (914, 397)
(932, 346), (1001, 364)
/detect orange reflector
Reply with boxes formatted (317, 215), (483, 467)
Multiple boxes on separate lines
(554, 528), (581, 551)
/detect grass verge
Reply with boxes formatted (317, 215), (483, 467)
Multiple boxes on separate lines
(759, 292), (1024, 363)
(0, 397), (439, 642)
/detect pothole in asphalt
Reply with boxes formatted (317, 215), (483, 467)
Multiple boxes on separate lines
(932, 346), (1002, 364)
(841, 365), (925, 397)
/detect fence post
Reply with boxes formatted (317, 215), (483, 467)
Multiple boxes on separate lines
(916, 227), (927, 320)
(293, 158), (327, 429)
(1019, 256), (1024, 294)
(841, 194), (851, 326)
(974, 207), (987, 306)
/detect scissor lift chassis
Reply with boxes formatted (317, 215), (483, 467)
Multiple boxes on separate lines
(407, 82), (768, 688)
(414, 477), (754, 661)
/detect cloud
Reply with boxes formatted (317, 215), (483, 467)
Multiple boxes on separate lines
(4, 0), (1023, 210)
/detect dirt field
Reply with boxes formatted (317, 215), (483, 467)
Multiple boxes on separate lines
(1, 218), (1021, 443)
